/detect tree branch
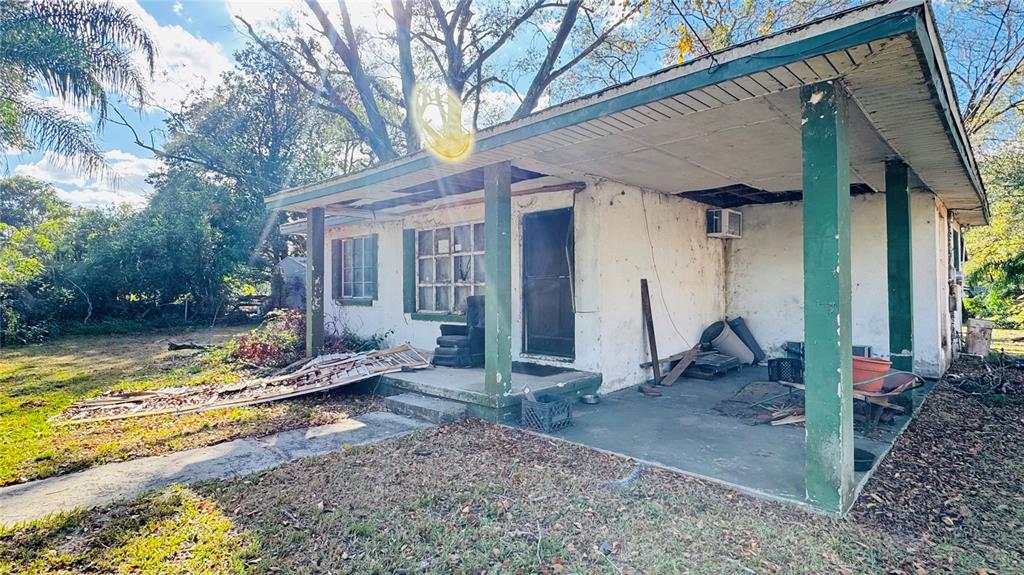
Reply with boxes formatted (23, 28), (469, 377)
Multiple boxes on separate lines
(304, 0), (397, 160)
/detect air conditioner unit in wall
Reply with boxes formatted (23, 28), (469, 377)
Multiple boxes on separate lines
(706, 208), (742, 238)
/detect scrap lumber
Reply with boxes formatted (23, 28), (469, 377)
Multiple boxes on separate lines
(777, 380), (911, 414)
(640, 278), (661, 381)
(640, 349), (691, 369)
(771, 414), (806, 426)
(55, 344), (430, 424)
(658, 346), (700, 387)
(682, 352), (741, 379)
(167, 341), (212, 351)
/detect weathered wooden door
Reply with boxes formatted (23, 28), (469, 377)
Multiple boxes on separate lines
(522, 208), (575, 358)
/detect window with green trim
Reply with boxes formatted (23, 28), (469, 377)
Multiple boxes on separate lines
(415, 222), (484, 314)
(333, 235), (377, 304)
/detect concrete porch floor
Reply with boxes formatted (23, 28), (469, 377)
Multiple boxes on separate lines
(543, 366), (929, 509)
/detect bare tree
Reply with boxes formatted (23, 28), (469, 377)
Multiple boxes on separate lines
(238, 0), (645, 162)
(940, 0), (1024, 138)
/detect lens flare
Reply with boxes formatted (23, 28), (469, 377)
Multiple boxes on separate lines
(412, 83), (474, 163)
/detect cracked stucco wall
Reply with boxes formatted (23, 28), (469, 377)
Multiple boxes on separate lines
(725, 191), (955, 378)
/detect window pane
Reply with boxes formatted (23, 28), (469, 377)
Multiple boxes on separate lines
(473, 223), (485, 251)
(453, 225), (470, 253)
(353, 240), (363, 267)
(418, 258), (433, 283)
(365, 273), (375, 297)
(474, 284), (485, 295)
(418, 287), (433, 311)
(344, 239), (354, 267)
(454, 255), (472, 283)
(343, 265), (353, 283)
(435, 286), (450, 312)
(454, 286), (472, 313)
(342, 282), (353, 297)
(473, 255), (485, 283)
(435, 227), (451, 255)
(435, 257), (451, 283)
(417, 230), (433, 256)
(353, 282), (365, 298)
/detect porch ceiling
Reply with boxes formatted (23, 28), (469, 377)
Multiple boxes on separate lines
(268, 0), (987, 226)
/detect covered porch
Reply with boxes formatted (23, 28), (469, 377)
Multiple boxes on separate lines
(546, 365), (930, 507)
(270, 0), (985, 513)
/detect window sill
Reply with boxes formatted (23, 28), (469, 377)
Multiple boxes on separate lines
(337, 298), (374, 307)
(410, 312), (466, 323)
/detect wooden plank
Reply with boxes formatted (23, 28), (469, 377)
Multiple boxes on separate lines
(776, 381), (906, 414)
(771, 414), (806, 426)
(659, 346), (700, 387)
(640, 278), (661, 381)
(57, 345), (431, 424)
(640, 348), (697, 368)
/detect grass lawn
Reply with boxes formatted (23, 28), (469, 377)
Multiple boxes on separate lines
(1, 421), (896, 575)
(1, 335), (1020, 574)
(0, 327), (381, 487)
(992, 328), (1024, 356)
(3, 373), (1022, 575)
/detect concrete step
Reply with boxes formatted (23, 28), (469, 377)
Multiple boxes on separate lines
(384, 393), (467, 424)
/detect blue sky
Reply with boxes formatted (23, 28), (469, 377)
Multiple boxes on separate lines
(3, 1), (999, 209)
(3, 0), (570, 208)
(3, 1), (281, 208)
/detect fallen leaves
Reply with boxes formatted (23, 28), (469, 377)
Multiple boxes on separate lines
(853, 358), (1024, 574)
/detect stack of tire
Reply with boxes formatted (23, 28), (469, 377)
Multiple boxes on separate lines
(433, 324), (473, 367)
(432, 296), (485, 368)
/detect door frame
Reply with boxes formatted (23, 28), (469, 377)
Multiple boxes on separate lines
(520, 207), (575, 359)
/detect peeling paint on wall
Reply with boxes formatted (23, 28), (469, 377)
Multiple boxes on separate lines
(317, 183), (957, 392)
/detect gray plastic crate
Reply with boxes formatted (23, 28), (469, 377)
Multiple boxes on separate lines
(520, 395), (572, 432)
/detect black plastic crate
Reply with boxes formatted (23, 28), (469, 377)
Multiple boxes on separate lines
(520, 395), (572, 432)
(767, 358), (804, 383)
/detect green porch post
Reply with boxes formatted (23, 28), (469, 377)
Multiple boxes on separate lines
(886, 159), (914, 373)
(306, 206), (325, 357)
(952, 228), (960, 272)
(801, 81), (855, 513)
(484, 161), (512, 413)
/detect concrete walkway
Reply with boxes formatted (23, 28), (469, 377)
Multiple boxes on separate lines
(0, 411), (431, 526)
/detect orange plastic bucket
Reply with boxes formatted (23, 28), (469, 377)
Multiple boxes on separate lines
(852, 356), (891, 392)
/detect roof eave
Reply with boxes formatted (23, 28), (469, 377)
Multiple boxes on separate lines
(266, 0), (925, 211)
(266, 0), (988, 225)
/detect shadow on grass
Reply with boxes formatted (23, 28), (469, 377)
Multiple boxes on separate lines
(0, 487), (255, 575)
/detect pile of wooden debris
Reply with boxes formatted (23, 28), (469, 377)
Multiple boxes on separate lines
(55, 345), (430, 424)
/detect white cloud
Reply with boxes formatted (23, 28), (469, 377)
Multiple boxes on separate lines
(477, 88), (522, 126)
(225, 0), (390, 34)
(43, 95), (93, 124)
(115, 0), (233, 110)
(172, 1), (183, 16)
(224, 0), (296, 30)
(14, 150), (161, 208)
(224, 0), (401, 84)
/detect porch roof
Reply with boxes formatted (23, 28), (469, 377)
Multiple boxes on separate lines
(267, 0), (988, 226)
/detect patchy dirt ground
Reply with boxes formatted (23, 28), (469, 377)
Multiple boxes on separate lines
(0, 327), (382, 486)
(853, 362), (1024, 574)
(2, 352), (1022, 574)
(4, 421), (898, 575)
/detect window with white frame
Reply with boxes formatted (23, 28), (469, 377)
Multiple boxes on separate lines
(333, 235), (376, 302)
(416, 222), (485, 314)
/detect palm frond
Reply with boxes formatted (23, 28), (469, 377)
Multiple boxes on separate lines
(8, 94), (105, 175)
(0, 24), (108, 113)
(2, 0), (155, 73)
(0, 0), (154, 172)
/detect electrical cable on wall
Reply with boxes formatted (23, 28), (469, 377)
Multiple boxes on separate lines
(640, 190), (693, 349)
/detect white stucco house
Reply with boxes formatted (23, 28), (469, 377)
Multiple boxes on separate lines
(270, 0), (985, 512)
